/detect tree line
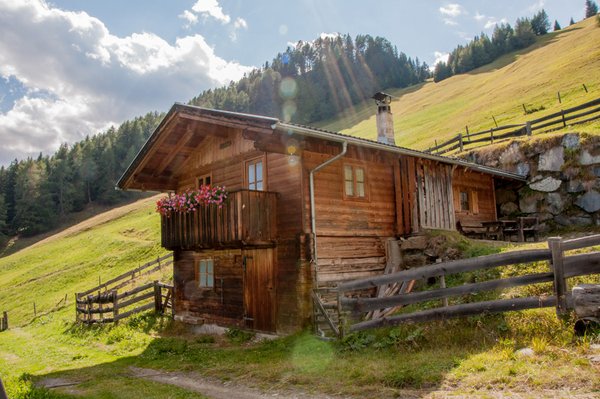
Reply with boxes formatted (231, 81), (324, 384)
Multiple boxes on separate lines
(432, 4), (600, 83)
(0, 112), (162, 241)
(189, 34), (430, 124)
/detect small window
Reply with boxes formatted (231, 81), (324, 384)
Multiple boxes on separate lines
(343, 165), (367, 199)
(246, 158), (264, 191)
(460, 191), (470, 211)
(197, 259), (214, 288)
(197, 174), (212, 188)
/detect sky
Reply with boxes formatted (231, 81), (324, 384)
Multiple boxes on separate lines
(0, 0), (587, 166)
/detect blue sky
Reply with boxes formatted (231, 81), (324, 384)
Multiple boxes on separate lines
(0, 0), (587, 165)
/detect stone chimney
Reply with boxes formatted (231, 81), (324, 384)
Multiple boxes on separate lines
(372, 92), (395, 146)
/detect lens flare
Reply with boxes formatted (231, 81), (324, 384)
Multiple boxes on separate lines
(279, 77), (297, 99)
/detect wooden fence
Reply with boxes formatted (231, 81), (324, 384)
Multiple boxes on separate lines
(0, 311), (7, 332)
(76, 281), (173, 324)
(426, 97), (600, 155)
(75, 253), (173, 324)
(333, 234), (600, 337)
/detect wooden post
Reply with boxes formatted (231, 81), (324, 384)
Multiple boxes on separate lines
(112, 290), (119, 325)
(458, 134), (464, 152)
(522, 104), (527, 114)
(434, 140), (438, 154)
(98, 290), (103, 322)
(33, 302), (36, 317)
(75, 293), (79, 322)
(518, 217), (525, 243)
(439, 275), (448, 307)
(154, 281), (162, 313)
(465, 126), (470, 142)
(582, 83), (588, 93)
(490, 128), (494, 144)
(525, 121), (532, 136)
(548, 237), (568, 315)
(557, 91), (561, 103)
(561, 109), (567, 127)
(1, 311), (7, 331)
(492, 115), (498, 128)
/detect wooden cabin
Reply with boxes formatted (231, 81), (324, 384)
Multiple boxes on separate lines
(117, 102), (523, 334)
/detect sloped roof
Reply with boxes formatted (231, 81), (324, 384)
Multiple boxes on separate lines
(116, 103), (525, 191)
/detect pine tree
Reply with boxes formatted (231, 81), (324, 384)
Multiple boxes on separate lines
(570, 17), (575, 25)
(554, 20), (562, 30)
(531, 9), (550, 35)
(586, 0), (599, 18)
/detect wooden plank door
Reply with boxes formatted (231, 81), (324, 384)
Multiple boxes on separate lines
(242, 248), (276, 332)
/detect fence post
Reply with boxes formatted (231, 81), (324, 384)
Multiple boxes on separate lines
(75, 293), (79, 322)
(439, 275), (448, 307)
(465, 126), (470, 142)
(561, 109), (567, 127)
(112, 290), (119, 325)
(458, 134), (463, 152)
(154, 281), (162, 313)
(582, 83), (588, 93)
(1, 311), (6, 331)
(490, 128), (494, 144)
(548, 237), (568, 315)
(557, 91), (562, 104)
(526, 121), (532, 136)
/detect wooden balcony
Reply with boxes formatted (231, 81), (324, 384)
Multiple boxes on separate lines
(161, 190), (277, 250)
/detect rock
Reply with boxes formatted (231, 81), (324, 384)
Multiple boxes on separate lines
(519, 194), (541, 213)
(499, 143), (523, 166)
(567, 180), (585, 193)
(534, 212), (554, 222)
(545, 192), (564, 215)
(401, 236), (428, 251)
(516, 348), (535, 357)
(529, 176), (561, 192)
(562, 133), (580, 149)
(516, 162), (530, 177)
(538, 146), (564, 172)
(594, 166), (600, 177)
(555, 214), (592, 227)
(500, 202), (519, 216)
(402, 254), (427, 268)
(496, 189), (517, 204)
(579, 150), (600, 165)
(575, 190), (600, 213)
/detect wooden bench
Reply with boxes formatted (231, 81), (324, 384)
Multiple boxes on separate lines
(456, 221), (486, 239)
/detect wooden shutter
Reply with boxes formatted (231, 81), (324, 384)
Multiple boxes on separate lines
(471, 190), (479, 214)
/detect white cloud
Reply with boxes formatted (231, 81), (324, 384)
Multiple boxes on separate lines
(191, 0), (231, 24)
(474, 12), (485, 21)
(528, 0), (545, 13)
(433, 51), (450, 66)
(233, 17), (247, 30)
(0, 0), (252, 165)
(439, 4), (465, 17)
(179, 10), (198, 28)
(484, 17), (509, 29)
(444, 18), (459, 26)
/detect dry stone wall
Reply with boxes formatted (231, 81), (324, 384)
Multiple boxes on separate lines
(465, 133), (600, 231)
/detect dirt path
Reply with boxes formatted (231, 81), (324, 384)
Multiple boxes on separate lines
(128, 366), (344, 399)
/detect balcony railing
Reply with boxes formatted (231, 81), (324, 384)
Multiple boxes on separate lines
(161, 190), (277, 250)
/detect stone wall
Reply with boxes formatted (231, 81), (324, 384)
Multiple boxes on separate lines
(465, 133), (600, 231)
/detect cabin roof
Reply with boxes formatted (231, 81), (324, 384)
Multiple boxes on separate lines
(116, 103), (525, 191)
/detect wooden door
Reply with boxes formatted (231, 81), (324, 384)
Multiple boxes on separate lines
(242, 248), (276, 332)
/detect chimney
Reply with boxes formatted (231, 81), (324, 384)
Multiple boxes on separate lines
(372, 92), (395, 146)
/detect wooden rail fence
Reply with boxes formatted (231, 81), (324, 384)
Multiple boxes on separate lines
(75, 253), (173, 324)
(333, 234), (600, 337)
(76, 281), (173, 324)
(0, 311), (7, 332)
(426, 97), (600, 155)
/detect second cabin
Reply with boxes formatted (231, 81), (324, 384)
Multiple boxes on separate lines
(117, 93), (524, 334)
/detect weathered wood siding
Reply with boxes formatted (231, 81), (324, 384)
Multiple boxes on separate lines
(415, 159), (456, 231)
(302, 146), (395, 286)
(173, 249), (244, 327)
(452, 168), (497, 225)
(266, 153), (311, 332)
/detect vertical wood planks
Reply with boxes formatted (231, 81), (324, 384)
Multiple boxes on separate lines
(549, 237), (568, 315)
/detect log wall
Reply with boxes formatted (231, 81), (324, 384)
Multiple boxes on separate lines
(173, 249), (244, 327)
(452, 167), (497, 226)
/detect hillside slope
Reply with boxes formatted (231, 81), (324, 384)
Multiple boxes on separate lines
(0, 195), (166, 326)
(317, 18), (600, 150)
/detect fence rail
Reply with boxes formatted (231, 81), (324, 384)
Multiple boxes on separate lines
(334, 234), (600, 337)
(76, 280), (173, 324)
(426, 97), (600, 155)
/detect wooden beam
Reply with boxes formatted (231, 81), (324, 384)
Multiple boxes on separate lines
(153, 130), (194, 177)
(180, 112), (274, 135)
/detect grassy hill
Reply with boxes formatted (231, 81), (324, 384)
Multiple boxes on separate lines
(316, 17), (600, 150)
